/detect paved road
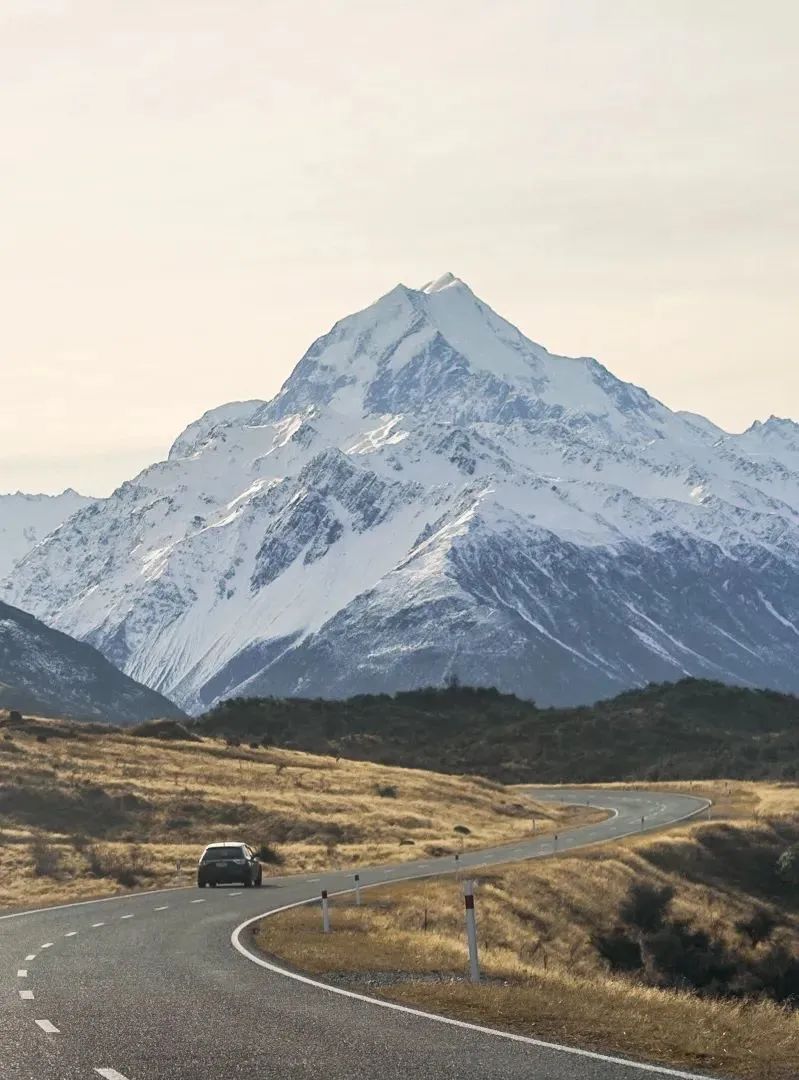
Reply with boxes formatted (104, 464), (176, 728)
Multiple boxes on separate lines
(1, 788), (714, 1080)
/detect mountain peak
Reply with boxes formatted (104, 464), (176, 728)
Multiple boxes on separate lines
(421, 272), (466, 294)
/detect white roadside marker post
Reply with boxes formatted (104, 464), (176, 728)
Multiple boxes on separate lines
(321, 889), (331, 933)
(354, 873), (362, 906)
(463, 879), (480, 984)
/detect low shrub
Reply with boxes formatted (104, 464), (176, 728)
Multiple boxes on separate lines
(777, 843), (799, 885)
(84, 843), (152, 888)
(256, 842), (284, 865)
(30, 837), (61, 878)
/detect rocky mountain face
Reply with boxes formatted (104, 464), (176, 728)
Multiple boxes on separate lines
(0, 489), (94, 580)
(0, 599), (183, 723)
(4, 273), (799, 711)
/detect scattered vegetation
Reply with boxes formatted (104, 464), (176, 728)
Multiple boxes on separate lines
(257, 807), (799, 1080)
(0, 710), (581, 910)
(197, 678), (799, 782)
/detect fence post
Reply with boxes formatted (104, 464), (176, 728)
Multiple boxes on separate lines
(463, 879), (480, 984)
(354, 873), (361, 906)
(321, 889), (331, 933)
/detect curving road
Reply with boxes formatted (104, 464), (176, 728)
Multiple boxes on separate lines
(1, 788), (715, 1080)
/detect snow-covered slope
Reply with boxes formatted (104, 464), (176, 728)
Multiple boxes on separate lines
(0, 489), (95, 580)
(5, 274), (799, 710)
(0, 599), (184, 723)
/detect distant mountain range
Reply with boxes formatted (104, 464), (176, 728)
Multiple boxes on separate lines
(0, 598), (183, 723)
(0, 489), (93, 580)
(4, 273), (799, 711)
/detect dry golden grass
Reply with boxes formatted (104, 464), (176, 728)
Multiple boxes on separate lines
(257, 792), (799, 1080)
(0, 715), (591, 910)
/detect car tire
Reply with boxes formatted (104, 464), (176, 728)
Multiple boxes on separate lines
(256, 871), (263, 887)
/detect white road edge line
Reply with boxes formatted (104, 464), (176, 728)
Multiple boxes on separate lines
(95, 1069), (130, 1079)
(231, 795), (712, 1080)
(0, 883), (190, 922)
(0, 789), (692, 926)
(35, 1020), (59, 1034)
(19, 990), (34, 1000)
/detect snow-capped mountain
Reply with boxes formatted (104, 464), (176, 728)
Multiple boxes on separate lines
(4, 273), (799, 711)
(0, 489), (95, 579)
(0, 599), (183, 722)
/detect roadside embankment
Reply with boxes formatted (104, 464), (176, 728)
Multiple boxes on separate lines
(0, 712), (599, 909)
(256, 786), (799, 1080)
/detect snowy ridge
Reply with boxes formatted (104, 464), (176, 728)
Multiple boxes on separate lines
(4, 275), (799, 710)
(0, 489), (95, 580)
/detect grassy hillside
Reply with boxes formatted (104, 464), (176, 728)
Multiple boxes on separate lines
(197, 678), (799, 783)
(257, 790), (799, 1080)
(0, 711), (588, 911)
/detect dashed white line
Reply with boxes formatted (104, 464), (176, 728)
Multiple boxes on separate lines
(229, 891), (242, 896)
(40, 942), (53, 949)
(92, 922), (105, 928)
(35, 1020), (60, 1034)
(17, 969), (28, 978)
(19, 990), (34, 1000)
(24, 953), (36, 961)
(95, 1069), (130, 1079)
(119, 914), (134, 920)
(190, 899), (206, 904)
(154, 905), (169, 911)
(64, 931), (78, 937)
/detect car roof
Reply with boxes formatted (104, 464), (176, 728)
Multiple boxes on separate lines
(203, 841), (247, 849)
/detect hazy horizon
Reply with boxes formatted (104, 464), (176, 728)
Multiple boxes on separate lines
(2, 1), (797, 497)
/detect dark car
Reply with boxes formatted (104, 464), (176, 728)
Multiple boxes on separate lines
(197, 842), (263, 888)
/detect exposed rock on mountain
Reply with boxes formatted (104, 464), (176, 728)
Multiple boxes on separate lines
(0, 599), (184, 723)
(5, 275), (799, 710)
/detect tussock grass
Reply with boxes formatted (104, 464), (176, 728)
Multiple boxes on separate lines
(0, 713), (587, 910)
(257, 797), (799, 1080)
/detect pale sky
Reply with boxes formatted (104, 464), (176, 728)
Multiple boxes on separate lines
(1, 1), (797, 496)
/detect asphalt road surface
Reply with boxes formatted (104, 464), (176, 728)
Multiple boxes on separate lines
(1, 787), (715, 1080)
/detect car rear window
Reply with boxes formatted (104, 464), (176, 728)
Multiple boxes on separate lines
(201, 847), (244, 862)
